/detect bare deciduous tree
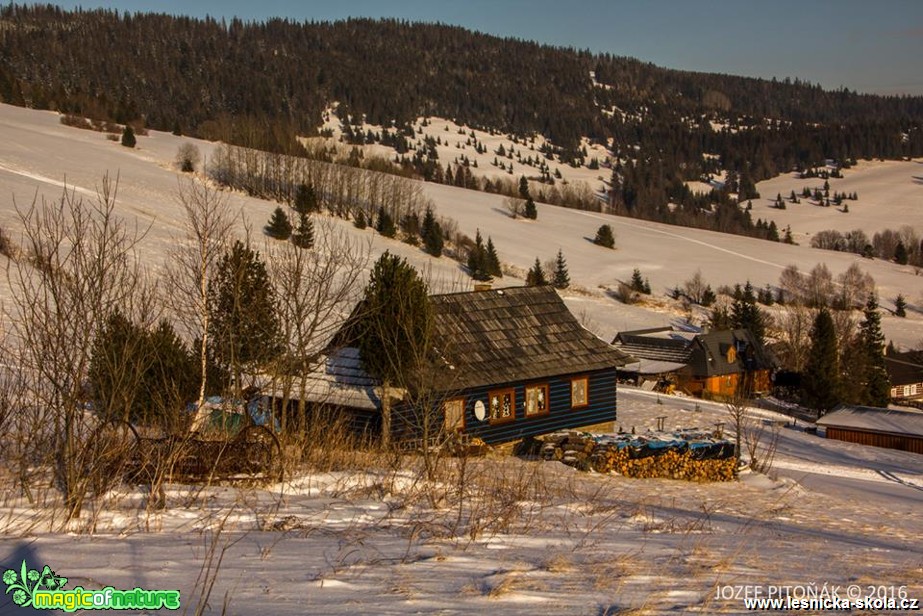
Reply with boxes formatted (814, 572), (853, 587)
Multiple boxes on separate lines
(772, 304), (815, 372)
(836, 263), (875, 310)
(683, 269), (709, 305)
(265, 218), (371, 431)
(176, 142), (202, 173)
(5, 176), (148, 520)
(805, 263), (834, 308)
(778, 264), (805, 305)
(166, 177), (236, 424)
(503, 196), (525, 219)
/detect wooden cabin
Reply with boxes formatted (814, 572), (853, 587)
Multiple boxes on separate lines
(398, 285), (633, 445)
(329, 285), (632, 446)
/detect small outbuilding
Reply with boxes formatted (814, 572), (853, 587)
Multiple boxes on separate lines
(816, 404), (923, 455)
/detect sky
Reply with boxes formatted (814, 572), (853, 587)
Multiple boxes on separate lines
(49, 0), (923, 96)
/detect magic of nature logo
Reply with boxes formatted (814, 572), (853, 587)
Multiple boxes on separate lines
(3, 560), (180, 612)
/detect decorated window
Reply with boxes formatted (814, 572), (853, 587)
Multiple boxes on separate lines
(524, 383), (549, 417)
(444, 398), (465, 432)
(570, 377), (589, 408)
(488, 388), (515, 424)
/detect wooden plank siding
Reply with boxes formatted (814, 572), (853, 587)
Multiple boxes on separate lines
(825, 426), (923, 455)
(393, 367), (618, 446)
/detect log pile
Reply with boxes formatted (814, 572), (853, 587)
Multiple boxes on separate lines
(538, 430), (737, 482)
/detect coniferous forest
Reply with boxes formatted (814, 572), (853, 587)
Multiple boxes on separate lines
(3, 5), (923, 237)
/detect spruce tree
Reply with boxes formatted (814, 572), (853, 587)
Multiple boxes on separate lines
(485, 237), (502, 278)
(375, 205), (396, 238)
(208, 240), (282, 394)
(731, 281), (767, 345)
(353, 209), (367, 229)
(120, 125), (136, 148)
(801, 307), (840, 415)
(294, 183), (320, 214)
(356, 251), (431, 388)
(264, 206), (293, 240)
(421, 206), (443, 257)
(894, 240), (909, 265)
(291, 211), (315, 249)
(523, 197), (538, 220)
(894, 294), (907, 318)
(526, 258), (547, 286)
(629, 268), (646, 293)
(594, 224), (615, 248)
(467, 229), (490, 281)
(552, 249), (570, 289)
(518, 175), (529, 198)
(700, 285), (717, 307)
(354, 252), (433, 447)
(857, 294), (890, 406)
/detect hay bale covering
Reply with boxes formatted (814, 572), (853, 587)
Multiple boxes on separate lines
(539, 430), (737, 481)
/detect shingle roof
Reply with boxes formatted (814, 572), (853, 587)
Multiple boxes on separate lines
(429, 286), (632, 390)
(688, 329), (775, 377)
(817, 404), (923, 438)
(612, 329), (693, 363)
(885, 351), (923, 387)
(612, 327), (774, 377)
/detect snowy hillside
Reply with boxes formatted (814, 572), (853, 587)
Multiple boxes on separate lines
(1, 103), (921, 351)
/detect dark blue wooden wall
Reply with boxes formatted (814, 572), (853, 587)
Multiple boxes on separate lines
(395, 367), (618, 445)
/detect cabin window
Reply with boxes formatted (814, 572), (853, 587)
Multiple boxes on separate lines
(488, 388), (515, 424)
(444, 398), (465, 432)
(524, 383), (549, 417)
(570, 377), (588, 408)
(726, 347), (736, 363)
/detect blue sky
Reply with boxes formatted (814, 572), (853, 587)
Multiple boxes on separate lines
(51, 0), (923, 95)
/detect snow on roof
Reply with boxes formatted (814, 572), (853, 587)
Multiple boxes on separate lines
(620, 359), (688, 375)
(817, 405), (923, 438)
(268, 347), (380, 411)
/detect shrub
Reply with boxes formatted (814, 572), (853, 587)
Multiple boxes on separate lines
(593, 224), (615, 248)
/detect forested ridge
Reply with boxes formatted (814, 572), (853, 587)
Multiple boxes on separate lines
(2, 4), (923, 237)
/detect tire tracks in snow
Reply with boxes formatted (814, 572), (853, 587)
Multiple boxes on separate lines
(572, 208), (789, 272)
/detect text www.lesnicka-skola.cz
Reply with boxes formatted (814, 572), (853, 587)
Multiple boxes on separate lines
(716, 584), (920, 612)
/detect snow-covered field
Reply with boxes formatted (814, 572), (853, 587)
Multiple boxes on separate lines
(1, 389), (920, 614)
(755, 161), (923, 239)
(1, 103), (922, 613)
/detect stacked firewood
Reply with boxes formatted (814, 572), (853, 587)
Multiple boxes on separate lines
(538, 430), (737, 482)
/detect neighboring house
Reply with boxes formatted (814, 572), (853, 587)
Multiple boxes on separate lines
(612, 327), (774, 398)
(884, 350), (923, 402)
(816, 404), (923, 455)
(328, 285), (633, 446)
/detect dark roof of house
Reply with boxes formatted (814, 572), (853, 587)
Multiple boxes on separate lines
(430, 285), (633, 390)
(817, 404), (923, 438)
(612, 328), (693, 363)
(689, 329), (775, 377)
(884, 350), (923, 387)
(612, 327), (774, 378)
